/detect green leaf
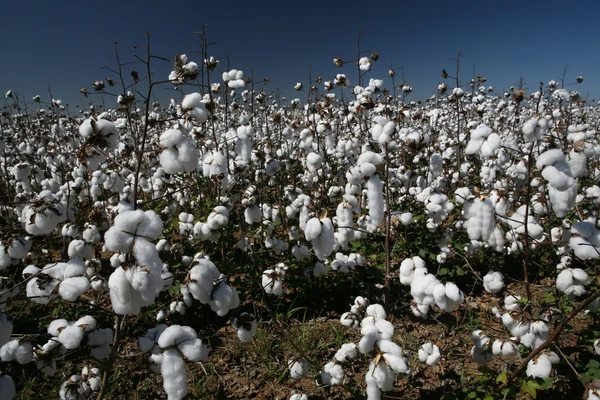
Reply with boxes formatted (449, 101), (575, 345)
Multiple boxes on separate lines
(456, 266), (464, 276)
(496, 371), (507, 384)
(539, 377), (553, 389)
(419, 249), (428, 258)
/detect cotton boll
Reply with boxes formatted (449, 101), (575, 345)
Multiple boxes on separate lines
(334, 343), (358, 363)
(366, 175), (384, 231)
(526, 354), (553, 379)
(366, 304), (387, 320)
(233, 313), (257, 342)
(418, 343), (441, 365)
(483, 271), (504, 294)
(556, 268), (591, 297)
(320, 361), (344, 385)
(312, 218), (335, 261)
(288, 358), (308, 380)
(304, 217), (322, 241)
(161, 349), (188, 400)
(58, 324), (85, 349)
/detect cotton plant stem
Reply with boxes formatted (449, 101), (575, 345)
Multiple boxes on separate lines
(495, 291), (600, 394)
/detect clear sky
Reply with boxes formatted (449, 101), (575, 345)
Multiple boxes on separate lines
(2, 0), (599, 110)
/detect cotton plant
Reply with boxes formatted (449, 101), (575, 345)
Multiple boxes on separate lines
(352, 303), (411, 399)
(139, 324), (209, 400)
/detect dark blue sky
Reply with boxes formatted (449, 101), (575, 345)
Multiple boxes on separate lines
(2, 0), (599, 109)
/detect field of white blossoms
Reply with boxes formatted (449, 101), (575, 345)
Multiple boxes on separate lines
(1, 35), (600, 400)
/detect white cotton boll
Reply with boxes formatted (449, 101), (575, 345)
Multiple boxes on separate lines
(567, 151), (587, 178)
(526, 354), (553, 379)
(418, 343), (441, 365)
(399, 212), (413, 225)
(367, 175), (384, 231)
(504, 295), (522, 311)
(366, 304), (387, 320)
(0, 375), (16, 400)
(594, 339), (600, 355)
(161, 349), (188, 400)
(358, 324), (379, 354)
(109, 267), (142, 315)
(367, 361), (395, 391)
(288, 358), (308, 380)
(464, 197), (495, 241)
(334, 343), (358, 362)
(58, 324), (85, 349)
(556, 268), (590, 297)
(48, 319), (69, 337)
(366, 382), (381, 400)
(542, 164), (575, 191)
(321, 361), (344, 385)
(312, 218), (335, 261)
(304, 217), (322, 241)
(59, 276), (91, 302)
(483, 271), (504, 294)
(536, 149), (565, 169)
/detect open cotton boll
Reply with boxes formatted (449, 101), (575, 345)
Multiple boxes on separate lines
(569, 221), (600, 260)
(366, 175), (384, 232)
(161, 349), (188, 400)
(526, 354), (553, 379)
(181, 93), (208, 123)
(79, 118), (119, 149)
(0, 339), (33, 364)
(312, 218), (335, 261)
(159, 129), (199, 174)
(556, 268), (591, 297)
(464, 197), (495, 241)
(58, 324), (85, 349)
(334, 343), (358, 363)
(209, 281), (239, 316)
(399, 256), (427, 285)
(233, 313), (257, 342)
(418, 343), (441, 365)
(366, 361), (395, 391)
(320, 361), (344, 385)
(288, 358), (308, 380)
(304, 217), (322, 241)
(483, 271), (504, 294)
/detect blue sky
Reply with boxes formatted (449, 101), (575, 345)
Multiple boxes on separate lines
(2, 0), (599, 110)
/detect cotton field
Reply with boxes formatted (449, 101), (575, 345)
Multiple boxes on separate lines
(1, 46), (600, 400)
